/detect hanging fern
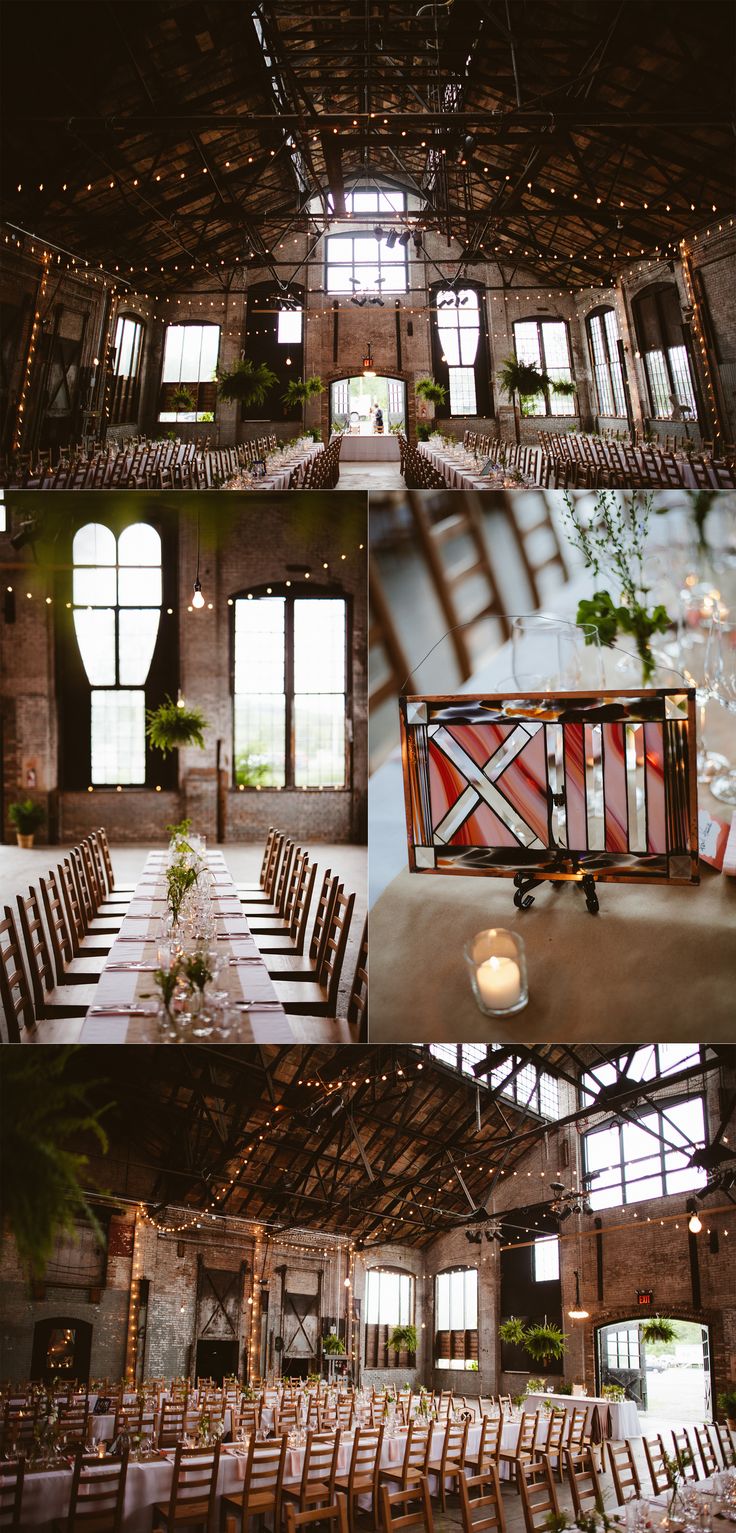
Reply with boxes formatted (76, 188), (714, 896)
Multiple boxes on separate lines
(499, 1316), (528, 1347)
(523, 1321), (568, 1365)
(282, 375), (325, 412)
(323, 1333), (346, 1355)
(216, 359), (279, 406)
(146, 696), (209, 756)
(170, 386), (197, 413)
(415, 377), (448, 406)
(497, 356), (551, 400)
(641, 1315), (677, 1346)
(0, 1050), (110, 1275)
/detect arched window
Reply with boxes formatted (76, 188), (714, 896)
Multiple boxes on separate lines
(436, 289), (481, 414)
(435, 1267), (478, 1369)
(587, 307), (627, 417)
(232, 586), (348, 788)
(631, 285), (697, 421)
(325, 232), (407, 296)
(72, 522), (162, 784)
(159, 323), (220, 420)
(364, 1268), (415, 1366)
(512, 318), (576, 416)
(110, 313), (145, 424)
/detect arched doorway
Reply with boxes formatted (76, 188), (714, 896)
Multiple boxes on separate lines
(329, 375), (406, 437)
(596, 1317), (712, 1426)
(30, 1317), (93, 1384)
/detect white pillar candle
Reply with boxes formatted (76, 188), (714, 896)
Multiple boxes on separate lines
(477, 954), (522, 1010)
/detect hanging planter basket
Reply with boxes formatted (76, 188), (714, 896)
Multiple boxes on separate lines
(523, 1321), (567, 1367)
(640, 1316), (677, 1346)
(216, 359), (279, 407)
(146, 697), (209, 756)
(415, 377), (447, 407)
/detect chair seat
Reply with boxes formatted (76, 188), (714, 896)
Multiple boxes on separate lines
(271, 980), (330, 1014)
(78, 935), (115, 955)
(334, 1473), (375, 1493)
(87, 919), (125, 933)
(248, 916), (291, 933)
(61, 957), (103, 980)
(222, 1489), (277, 1513)
(42, 984), (97, 1016)
(380, 1465), (422, 1484)
(153, 1497), (212, 1524)
(427, 1459), (463, 1475)
(283, 1480), (332, 1502)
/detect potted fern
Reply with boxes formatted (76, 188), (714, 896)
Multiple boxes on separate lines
(8, 798), (45, 849)
(217, 359), (278, 409)
(523, 1322), (567, 1370)
(717, 1384), (736, 1430)
(388, 1324), (418, 1365)
(146, 697), (209, 756)
(640, 1316), (677, 1346)
(323, 1333), (346, 1357)
(415, 377), (447, 431)
(170, 386), (197, 416)
(282, 375), (325, 430)
(497, 356), (551, 443)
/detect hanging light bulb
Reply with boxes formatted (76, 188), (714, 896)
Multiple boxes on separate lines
(568, 1270), (589, 1320)
(688, 1210), (702, 1234)
(192, 579), (205, 609)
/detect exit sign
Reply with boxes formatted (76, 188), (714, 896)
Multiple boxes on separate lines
(637, 1290), (654, 1307)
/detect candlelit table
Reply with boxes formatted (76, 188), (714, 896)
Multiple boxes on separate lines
(368, 570), (736, 1040)
(78, 850), (295, 1044)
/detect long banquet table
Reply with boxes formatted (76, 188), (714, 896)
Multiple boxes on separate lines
(417, 441), (534, 490)
(522, 1391), (641, 1440)
(225, 441), (322, 490)
(339, 435), (400, 462)
(368, 572), (736, 1040)
(78, 850), (295, 1044)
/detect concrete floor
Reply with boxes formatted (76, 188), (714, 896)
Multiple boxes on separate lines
(338, 463), (405, 489)
(0, 839), (367, 1032)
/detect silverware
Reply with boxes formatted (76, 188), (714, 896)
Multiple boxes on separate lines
(233, 1000), (283, 1011)
(88, 1006), (158, 1016)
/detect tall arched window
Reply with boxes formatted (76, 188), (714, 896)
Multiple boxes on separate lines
(110, 313), (145, 424)
(233, 587), (348, 788)
(364, 1268), (415, 1367)
(159, 323), (220, 420)
(436, 290), (481, 414)
(435, 1267), (478, 1369)
(513, 318), (576, 416)
(631, 285), (698, 421)
(587, 307), (627, 417)
(72, 522), (162, 784)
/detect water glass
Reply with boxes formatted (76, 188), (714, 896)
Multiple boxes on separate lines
(704, 613), (736, 803)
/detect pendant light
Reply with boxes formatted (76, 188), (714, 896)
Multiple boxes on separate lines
(192, 510), (205, 608)
(568, 1270), (589, 1320)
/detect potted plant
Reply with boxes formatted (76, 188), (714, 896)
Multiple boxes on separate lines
(170, 386), (197, 415)
(640, 1316), (677, 1346)
(523, 1322), (567, 1369)
(282, 375), (325, 429)
(497, 355), (551, 444)
(498, 1316), (528, 1347)
(388, 1324), (418, 1364)
(216, 359), (279, 409)
(146, 696), (209, 756)
(717, 1384), (736, 1430)
(322, 1333), (346, 1357)
(415, 377), (447, 408)
(8, 798), (45, 849)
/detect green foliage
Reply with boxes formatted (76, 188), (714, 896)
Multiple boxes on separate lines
(556, 1382), (573, 1395)
(165, 817), (192, 841)
(184, 951), (214, 995)
(8, 798), (45, 834)
(524, 1322), (567, 1365)
(641, 1315), (677, 1346)
(717, 1384), (736, 1419)
(0, 1050), (109, 1275)
(415, 377), (447, 406)
(561, 490), (672, 683)
(199, 412), (214, 423)
(216, 359), (279, 406)
(170, 386), (196, 412)
(151, 963), (183, 1017)
(283, 375), (325, 413)
(323, 1333), (346, 1355)
(416, 421), (432, 442)
(146, 696), (209, 756)
(165, 862), (200, 926)
(549, 378), (577, 398)
(527, 1377), (548, 1393)
(235, 749), (273, 787)
(388, 1324), (418, 1355)
(576, 592), (669, 683)
(497, 355), (551, 401)
(601, 1384), (626, 1401)
(499, 1316), (528, 1347)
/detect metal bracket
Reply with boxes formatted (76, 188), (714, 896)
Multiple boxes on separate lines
(581, 873), (600, 914)
(512, 870), (600, 914)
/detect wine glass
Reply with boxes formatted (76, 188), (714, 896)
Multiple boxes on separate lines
(675, 590), (729, 783)
(703, 612), (736, 804)
(511, 616), (604, 691)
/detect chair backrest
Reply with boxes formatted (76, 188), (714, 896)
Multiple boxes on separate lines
(544, 1409), (566, 1455)
(65, 1445), (129, 1532)
(519, 1459), (560, 1533)
(309, 869), (339, 966)
(369, 551), (415, 709)
(16, 885), (56, 1012)
(88, 835), (111, 903)
(40, 868), (76, 983)
(349, 1425), (385, 1482)
(0, 907), (35, 1041)
(404, 490), (511, 681)
(243, 1436), (287, 1507)
(459, 1466), (506, 1533)
(94, 828), (116, 895)
(480, 1412), (503, 1464)
(517, 1412), (539, 1456)
(285, 1500), (349, 1533)
(81, 838), (104, 908)
(0, 1457), (25, 1530)
(401, 1421), (432, 1480)
(165, 1443), (221, 1521)
(694, 1424), (717, 1477)
(567, 1407), (588, 1453)
(566, 1447), (602, 1518)
(158, 1401), (185, 1447)
(258, 828), (276, 887)
(264, 832), (286, 899)
(284, 849), (308, 928)
(273, 839), (296, 916)
(59, 858), (84, 953)
(672, 1428), (699, 1479)
(643, 1435), (673, 1494)
(346, 919), (368, 1033)
(301, 1429), (341, 1492)
(71, 845), (96, 927)
(381, 1477), (435, 1533)
(607, 1440), (641, 1503)
(318, 885), (356, 1010)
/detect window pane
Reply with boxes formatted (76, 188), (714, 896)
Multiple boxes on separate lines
(293, 599), (345, 691)
(352, 191), (378, 211)
(118, 567), (162, 607)
(437, 1272), (450, 1331)
(514, 322), (542, 367)
(161, 325), (185, 382)
(667, 346), (697, 416)
(73, 567), (117, 607)
(118, 609), (161, 686)
(234, 599), (285, 693)
(326, 268), (353, 294)
(72, 523), (116, 567)
(277, 310), (302, 345)
(448, 366), (477, 414)
(73, 610), (115, 686)
(464, 1270), (478, 1329)
(294, 695), (346, 787)
(533, 1236), (560, 1282)
(541, 321), (571, 370)
(645, 351), (671, 418)
(118, 524), (161, 567)
(234, 697), (286, 787)
(91, 690), (145, 784)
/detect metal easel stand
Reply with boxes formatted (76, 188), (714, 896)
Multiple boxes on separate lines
(512, 870), (600, 915)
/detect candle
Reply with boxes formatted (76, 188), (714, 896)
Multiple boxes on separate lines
(97, 1442), (106, 1458)
(477, 954), (522, 1010)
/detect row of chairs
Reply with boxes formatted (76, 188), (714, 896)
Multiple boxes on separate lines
(0, 431), (302, 491)
(0, 828), (129, 1041)
(239, 827), (367, 1035)
(538, 430), (736, 488)
(301, 436), (343, 487)
(398, 436), (448, 489)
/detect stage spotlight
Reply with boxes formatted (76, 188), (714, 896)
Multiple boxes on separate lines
(372, 225), (383, 241)
(9, 518), (38, 553)
(413, 231), (423, 253)
(385, 229), (397, 248)
(397, 230), (411, 247)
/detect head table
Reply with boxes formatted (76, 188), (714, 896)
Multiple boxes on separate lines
(522, 1391), (641, 1441)
(368, 571), (736, 1041)
(79, 850), (296, 1044)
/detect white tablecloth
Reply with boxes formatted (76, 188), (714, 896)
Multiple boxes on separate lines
(523, 1392), (641, 1440)
(338, 436), (400, 461)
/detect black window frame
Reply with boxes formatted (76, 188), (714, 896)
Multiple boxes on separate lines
(512, 316), (576, 417)
(586, 306), (627, 418)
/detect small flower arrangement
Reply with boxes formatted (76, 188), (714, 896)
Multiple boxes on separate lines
(560, 490), (670, 683)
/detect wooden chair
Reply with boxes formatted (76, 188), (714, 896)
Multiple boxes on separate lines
(404, 490), (511, 681)
(0, 1456), (25, 1530)
(334, 1426), (385, 1533)
(282, 1430), (342, 1513)
(16, 886), (97, 1019)
(518, 1458), (561, 1533)
(266, 869), (338, 979)
(566, 1407), (591, 1467)
(88, 833), (131, 912)
(70, 846), (122, 936)
(236, 827), (279, 901)
(55, 1443), (129, 1532)
(369, 552), (415, 709)
(58, 858), (113, 958)
(272, 886), (355, 1016)
(427, 1418), (468, 1512)
(706, 1422), (728, 1469)
(380, 1421), (433, 1489)
(221, 1435), (287, 1532)
(607, 1439), (641, 1503)
(284, 1499), (349, 1533)
(566, 1447), (603, 1519)
(643, 1435), (673, 1495)
(458, 1466), (506, 1533)
(345, 920), (368, 1038)
(39, 871), (102, 985)
(691, 1426), (717, 1480)
(152, 1441), (221, 1531)
(241, 838), (294, 918)
(671, 1428), (699, 1480)
(381, 1477), (435, 1533)
(542, 1409), (567, 1481)
(495, 492), (568, 608)
(258, 859), (317, 957)
(250, 848), (307, 934)
(0, 907), (36, 1041)
(57, 1402), (90, 1446)
(499, 1411), (539, 1491)
(94, 827), (136, 897)
(158, 1401), (186, 1448)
